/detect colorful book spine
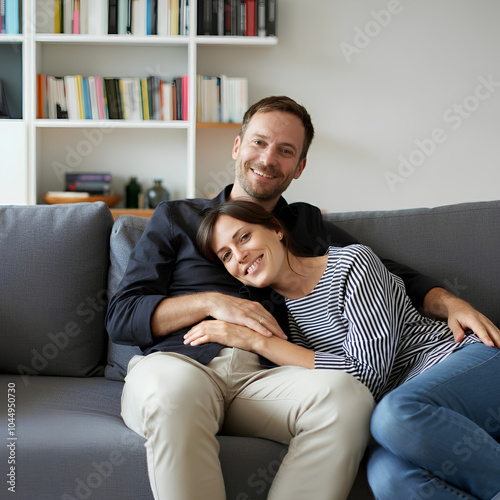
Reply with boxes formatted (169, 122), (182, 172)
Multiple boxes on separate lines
(5, 0), (19, 34)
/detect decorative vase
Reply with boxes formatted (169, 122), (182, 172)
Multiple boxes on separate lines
(125, 177), (142, 208)
(147, 179), (170, 208)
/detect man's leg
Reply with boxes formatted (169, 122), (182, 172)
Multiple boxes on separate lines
(222, 349), (375, 500)
(121, 351), (227, 500)
(369, 343), (500, 500)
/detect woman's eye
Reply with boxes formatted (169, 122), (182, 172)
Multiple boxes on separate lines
(240, 233), (250, 242)
(221, 251), (231, 262)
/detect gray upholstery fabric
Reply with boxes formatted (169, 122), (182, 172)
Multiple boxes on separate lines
(0, 202), (113, 377)
(105, 215), (148, 381)
(0, 373), (294, 500)
(325, 200), (500, 327)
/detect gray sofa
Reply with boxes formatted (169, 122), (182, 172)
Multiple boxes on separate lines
(2, 199), (499, 500)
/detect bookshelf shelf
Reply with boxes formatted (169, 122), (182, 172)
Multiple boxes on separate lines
(1, 0), (278, 206)
(35, 119), (189, 129)
(34, 34), (190, 47)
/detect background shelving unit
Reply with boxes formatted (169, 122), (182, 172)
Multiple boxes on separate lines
(0, 0), (29, 204)
(1, 0), (277, 206)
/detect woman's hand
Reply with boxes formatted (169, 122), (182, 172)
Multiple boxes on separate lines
(184, 319), (315, 369)
(184, 320), (263, 352)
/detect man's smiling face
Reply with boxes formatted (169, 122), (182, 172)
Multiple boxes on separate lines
(231, 110), (307, 205)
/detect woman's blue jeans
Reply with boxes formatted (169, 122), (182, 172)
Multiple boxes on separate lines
(368, 343), (500, 500)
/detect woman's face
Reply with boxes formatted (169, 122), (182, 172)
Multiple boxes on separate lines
(211, 215), (286, 289)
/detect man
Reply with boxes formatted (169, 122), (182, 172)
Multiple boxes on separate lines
(105, 96), (499, 500)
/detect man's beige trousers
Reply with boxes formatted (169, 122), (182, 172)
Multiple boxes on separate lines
(121, 347), (374, 500)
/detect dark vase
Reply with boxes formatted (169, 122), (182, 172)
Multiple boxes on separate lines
(125, 177), (142, 208)
(147, 179), (170, 208)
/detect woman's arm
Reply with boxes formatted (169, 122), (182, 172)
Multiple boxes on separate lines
(183, 320), (315, 368)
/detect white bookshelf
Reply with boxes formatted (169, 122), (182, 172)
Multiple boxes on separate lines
(1, 0), (277, 206)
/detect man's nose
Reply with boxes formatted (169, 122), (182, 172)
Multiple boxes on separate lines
(260, 146), (278, 166)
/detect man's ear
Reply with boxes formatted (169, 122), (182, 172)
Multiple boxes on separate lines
(232, 135), (241, 160)
(293, 158), (307, 179)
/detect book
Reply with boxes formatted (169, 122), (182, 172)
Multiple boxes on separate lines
(170, 0), (178, 35)
(104, 77), (122, 119)
(0, 0), (5, 34)
(64, 75), (80, 119)
(5, 0), (19, 34)
(88, 0), (107, 34)
(120, 77), (142, 120)
(66, 173), (112, 194)
(0, 79), (10, 118)
(160, 80), (172, 120)
(245, 0), (255, 36)
(256, 0), (265, 36)
(266, 0), (275, 36)
(54, 0), (63, 33)
(140, 78), (149, 119)
(117, 0), (128, 33)
(64, 0), (73, 33)
(82, 77), (92, 119)
(73, 0), (80, 33)
(156, 0), (170, 35)
(80, 0), (88, 33)
(37, 74), (47, 119)
(132, 0), (146, 35)
(108, 0), (118, 33)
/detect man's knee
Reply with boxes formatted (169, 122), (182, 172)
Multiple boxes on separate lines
(303, 370), (375, 437)
(123, 353), (222, 421)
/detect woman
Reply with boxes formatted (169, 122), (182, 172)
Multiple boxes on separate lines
(189, 199), (500, 500)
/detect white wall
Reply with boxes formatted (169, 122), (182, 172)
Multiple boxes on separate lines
(199, 0), (500, 212)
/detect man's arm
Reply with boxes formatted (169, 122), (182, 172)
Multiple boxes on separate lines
(150, 292), (287, 339)
(287, 205), (500, 347)
(423, 287), (500, 347)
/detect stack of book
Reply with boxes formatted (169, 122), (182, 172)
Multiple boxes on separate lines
(197, 0), (276, 37)
(197, 74), (247, 123)
(37, 74), (188, 121)
(66, 173), (112, 194)
(0, 0), (21, 34)
(53, 0), (189, 35)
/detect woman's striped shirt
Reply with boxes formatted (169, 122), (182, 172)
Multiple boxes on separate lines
(285, 245), (480, 401)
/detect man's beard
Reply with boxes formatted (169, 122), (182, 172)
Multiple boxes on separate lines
(237, 161), (293, 201)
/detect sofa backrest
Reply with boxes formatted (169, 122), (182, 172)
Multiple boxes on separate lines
(325, 200), (500, 328)
(0, 202), (114, 379)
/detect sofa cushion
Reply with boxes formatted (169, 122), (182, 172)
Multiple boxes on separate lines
(0, 202), (114, 378)
(105, 215), (148, 381)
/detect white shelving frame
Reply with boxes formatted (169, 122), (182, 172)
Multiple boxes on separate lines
(12, 0), (278, 204)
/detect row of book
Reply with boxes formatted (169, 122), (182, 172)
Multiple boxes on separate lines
(197, 0), (276, 37)
(37, 74), (188, 120)
(37, 72), (248, 123)
(197, 74), (247, 123)
(53, 0), (189, 36)
(48, 0), (276, 37)
(0, 0), (20, 34)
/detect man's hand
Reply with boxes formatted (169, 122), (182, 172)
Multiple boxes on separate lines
(205, 292), (287, 340)
(151, 291), (287, 339)
(423, 287), (500, 348)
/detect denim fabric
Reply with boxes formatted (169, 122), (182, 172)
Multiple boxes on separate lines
(368, 343), (500, 500)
